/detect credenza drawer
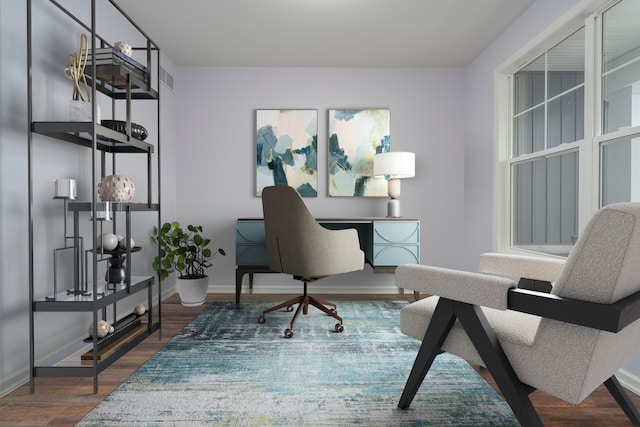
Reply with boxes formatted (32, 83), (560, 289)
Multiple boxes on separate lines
(236, 220), (266, 244)
(236, 221), (267, 266)
(373, 244), (420, 266)
(236, 244), (268, 266)
(373, 221), (420, 244)
(373, 221), (420, 266)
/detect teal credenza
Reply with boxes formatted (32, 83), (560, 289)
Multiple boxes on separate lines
(235, 217), (420, 304)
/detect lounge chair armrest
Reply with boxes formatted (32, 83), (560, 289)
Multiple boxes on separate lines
(508, 288), (640, 332)
(396, 264), (517, 310)
(479, 252), (565, 283)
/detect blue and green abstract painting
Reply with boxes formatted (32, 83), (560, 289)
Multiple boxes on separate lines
(329, 109), (390, 197)
(256, 109), (318, 197)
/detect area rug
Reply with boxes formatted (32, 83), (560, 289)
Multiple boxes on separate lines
(77, 300), (518, 426)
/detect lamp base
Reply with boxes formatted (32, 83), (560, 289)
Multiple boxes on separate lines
(387, 199), (401, 218)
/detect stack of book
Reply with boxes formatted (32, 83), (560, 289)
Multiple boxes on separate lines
(86, 47), (148, 88)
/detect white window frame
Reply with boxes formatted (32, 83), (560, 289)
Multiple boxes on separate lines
(494, 0), (623, 257)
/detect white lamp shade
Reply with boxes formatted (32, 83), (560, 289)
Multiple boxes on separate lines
(373, 152), (415, 178)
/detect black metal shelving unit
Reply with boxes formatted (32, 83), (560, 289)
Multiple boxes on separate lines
(27, 0), (162, 393)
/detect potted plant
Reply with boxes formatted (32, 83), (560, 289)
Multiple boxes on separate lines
(151, 221), (225, 306)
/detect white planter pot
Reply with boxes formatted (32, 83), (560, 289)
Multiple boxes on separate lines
(176, 276), (209, 306)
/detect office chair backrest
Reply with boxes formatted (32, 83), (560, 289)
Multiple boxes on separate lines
(527, 202), (640, 403)
(261, 185), (318, 274)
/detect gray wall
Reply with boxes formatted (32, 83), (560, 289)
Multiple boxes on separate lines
(1, 0), (30, 398)
(174, 67), (466, 293)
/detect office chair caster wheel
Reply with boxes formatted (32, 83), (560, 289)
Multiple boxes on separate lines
(284, 328), (294, 338)
(335, 323), (344, 333)
(286, 306), (294, 312)
(258, 315), (266, 324)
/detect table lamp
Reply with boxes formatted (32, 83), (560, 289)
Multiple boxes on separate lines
(373, 152), (415, 217)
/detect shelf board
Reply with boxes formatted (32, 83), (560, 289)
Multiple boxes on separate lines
(67, 201), (160, 212)
(82, 322), (146, 361)
(32, 121), (154, 153)
(33, 276), (155, 312)
(82, 312), (142, 345)
(34, 322), (160, 377)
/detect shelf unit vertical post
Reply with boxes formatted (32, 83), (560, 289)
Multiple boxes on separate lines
(26, 0), (35, 395)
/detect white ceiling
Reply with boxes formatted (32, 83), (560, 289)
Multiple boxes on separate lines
(114, 0), (535, 68)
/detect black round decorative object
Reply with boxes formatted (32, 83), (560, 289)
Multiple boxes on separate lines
(101, 120), (148, 140)
(103, 246), (142, 285)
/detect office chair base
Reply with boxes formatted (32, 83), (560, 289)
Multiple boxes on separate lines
(257, 294), (344, 338)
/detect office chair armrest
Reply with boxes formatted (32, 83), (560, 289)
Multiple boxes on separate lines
(508, 288), (640, 333)
(396, 264), (517, 310)
(479, 252), (565, 283)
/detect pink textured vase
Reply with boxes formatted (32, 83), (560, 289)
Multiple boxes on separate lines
(97, 175), (136, 202)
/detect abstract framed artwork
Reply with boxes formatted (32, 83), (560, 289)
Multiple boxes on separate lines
(256, 109), (318, 197)
(328, 109), (390, 197)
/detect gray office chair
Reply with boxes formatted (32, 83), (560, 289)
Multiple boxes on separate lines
(257, 185), (364, 338)
(396, 202), (640, 426)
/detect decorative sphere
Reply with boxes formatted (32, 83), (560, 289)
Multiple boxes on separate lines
(133, 304), (146, 316)
(88, 320), (111, 338)
(114, 41), (132, 57)
(97, 233), (118, 251)
(118, 236), (135, 249)
(97, 175), (136, 202)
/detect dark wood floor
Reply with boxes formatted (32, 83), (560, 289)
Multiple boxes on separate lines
(1, 293), (639, 426)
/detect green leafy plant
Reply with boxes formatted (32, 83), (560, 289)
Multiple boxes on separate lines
(151, 221), (225, 280)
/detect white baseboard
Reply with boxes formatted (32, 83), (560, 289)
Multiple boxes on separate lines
(0, 371), (30, 400)
(617, 368), (640, 397)
(207, 284), (407, 296)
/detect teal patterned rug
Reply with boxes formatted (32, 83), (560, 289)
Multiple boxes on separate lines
(77, 300), (518, 426)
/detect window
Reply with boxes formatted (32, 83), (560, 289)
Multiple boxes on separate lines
(497, 0), (640, 257)
(510, 28), (584, 255)
(600, 0), (640, 206)
(512, 151), (578, 253)
(601, 136), (640, 205)
(602, 0), (640, 134)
